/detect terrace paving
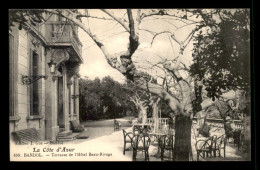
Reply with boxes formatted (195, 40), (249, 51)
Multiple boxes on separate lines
(62, 118), (248, 161)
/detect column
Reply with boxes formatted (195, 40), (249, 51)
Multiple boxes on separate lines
(75, 74), (80, 124)
(63, 67), (70, 131)
(45, 55), (59, 141)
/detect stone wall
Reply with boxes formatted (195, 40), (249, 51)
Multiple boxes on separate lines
(16, 29), (29, 131)
(12, 29), (46, 140)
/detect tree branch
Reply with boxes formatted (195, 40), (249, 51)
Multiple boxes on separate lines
(140, 10), (178, 20)
(135, 9), (141, 36)
(41, 9), (188, 116)
(151, 31), (172, 46)
(100, 9), (130, 32)
(127, 9), (137, 39)
(139, 28), (156, 35)
(76, 14), (115, 21)
(136, 80), (182, 114)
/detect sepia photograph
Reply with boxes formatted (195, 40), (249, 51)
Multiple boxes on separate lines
(9, 9), (251, 162)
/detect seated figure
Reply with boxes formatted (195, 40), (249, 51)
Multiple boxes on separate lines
(223, 116), (234, 142)
(198, 122), (210, 137)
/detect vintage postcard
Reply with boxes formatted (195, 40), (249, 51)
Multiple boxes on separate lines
(9, 9), (251, 162)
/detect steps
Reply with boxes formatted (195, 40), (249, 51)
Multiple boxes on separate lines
(57, 130), (72, 137)
(56, 130), (80, 141)
(59, 128), (65, 132)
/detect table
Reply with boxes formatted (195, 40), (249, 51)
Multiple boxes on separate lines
(133, 124), (152, 134)
(133, 124), (152, 128)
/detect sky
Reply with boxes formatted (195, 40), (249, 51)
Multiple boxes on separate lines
(77, 9), (202, 84)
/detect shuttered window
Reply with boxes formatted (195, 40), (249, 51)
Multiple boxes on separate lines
(30, 51), (39, 115)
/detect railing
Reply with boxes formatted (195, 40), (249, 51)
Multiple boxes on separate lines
(70, 35), (82, 56)
(147, 118), (154, 124)
(44, 22), (82, 56)
(146, 118), (171, 134)
(22, 21), (82, 57)
(233, 122), (244, 130)
(193, 117), (244, 130)
(147, 118), (169, 125)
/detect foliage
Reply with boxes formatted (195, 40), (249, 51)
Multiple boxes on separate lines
(79, 77), (102, 121)
(9, 10), (45, 31)
(190, 9), (250, 101)
(79, 76), (136, 121)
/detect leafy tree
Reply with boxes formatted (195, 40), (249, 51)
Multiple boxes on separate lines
(190, 9), (250, 101)
(79, 76), (137, 120)
(79, 77), (103, 121)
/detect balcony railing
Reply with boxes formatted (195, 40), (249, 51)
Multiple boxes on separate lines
(44, 22), (82, 57)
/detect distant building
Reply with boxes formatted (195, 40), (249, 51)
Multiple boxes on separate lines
(9, 13), (83, 141)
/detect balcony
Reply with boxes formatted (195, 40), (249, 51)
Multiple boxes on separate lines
(44, 21), (82, 58)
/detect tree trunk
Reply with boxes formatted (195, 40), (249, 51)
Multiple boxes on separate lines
(173, 114), (192, 161)
(152, 102), (159, 133)
(140, 105), (147, 124)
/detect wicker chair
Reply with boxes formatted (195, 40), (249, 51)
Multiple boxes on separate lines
(209, 135), (218, 157)
(131, 133), (151, 161)
(214, 134), (227, 157)
(12, 128), (39, 145)
(233, 129), (242, 149)
(133, 125), (143, 135)
(122, 129), (134, 155)
(159, 134), (175, 161)
(114, 120), (120, 131)
(195, 135), (217, 161)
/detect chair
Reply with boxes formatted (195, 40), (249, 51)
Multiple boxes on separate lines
(12, 128), (39, 145)
(239, 133), (249, 152)
(122, 129), (134, 155)
(195, 136), (216, 161)
(133, 125), (143, 135)
(239, 135), (250, 154)
(159, 134), (175, 161)
(214, 134), (227, 158)
(143, 126), (152, 134)
(131, 133), (151, 161)
(70, 120), (85, 132)
(114, 120), (120, 131)
(233, 129), (242, 149)
(209, 135), (218, 157)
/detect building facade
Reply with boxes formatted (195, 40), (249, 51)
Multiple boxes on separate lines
(9, 13), (83, 141)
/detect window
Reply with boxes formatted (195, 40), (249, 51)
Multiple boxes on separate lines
(30, 51), (39, 116)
